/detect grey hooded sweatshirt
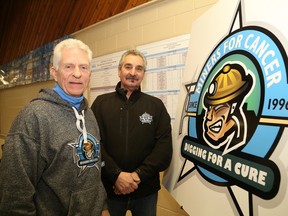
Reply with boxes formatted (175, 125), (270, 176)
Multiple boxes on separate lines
(0, 89), (107, 216)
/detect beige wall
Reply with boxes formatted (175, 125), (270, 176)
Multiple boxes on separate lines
(0, 0), (219, 215)
(74, 0), (218, 64)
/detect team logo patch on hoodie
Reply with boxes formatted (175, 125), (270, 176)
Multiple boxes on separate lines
(139, 112), (153, 124)
(69, 133), (100, 176)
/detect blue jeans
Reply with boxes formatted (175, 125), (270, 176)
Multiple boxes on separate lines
(107, 193), (158, 216)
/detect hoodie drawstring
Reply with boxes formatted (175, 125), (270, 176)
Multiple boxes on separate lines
(72, 107), (88, 144)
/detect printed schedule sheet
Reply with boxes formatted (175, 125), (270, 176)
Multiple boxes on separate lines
(138, 34), (190, 124)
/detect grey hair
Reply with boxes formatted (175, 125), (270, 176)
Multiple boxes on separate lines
(118, 49), (147, 72)
(52, 38), (93, 70)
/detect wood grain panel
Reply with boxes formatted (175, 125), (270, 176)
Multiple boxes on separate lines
(0, 0), (151, 65)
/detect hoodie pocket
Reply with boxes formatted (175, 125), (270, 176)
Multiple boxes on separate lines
(67, 185), (104, 216)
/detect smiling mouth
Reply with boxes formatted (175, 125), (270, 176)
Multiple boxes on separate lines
(209, 120), (222, 133)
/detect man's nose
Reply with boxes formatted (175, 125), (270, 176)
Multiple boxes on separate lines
(73, 66), (82, 77)
(129, 67), (137, 75)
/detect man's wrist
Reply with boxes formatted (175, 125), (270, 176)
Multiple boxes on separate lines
(113, 168), (122, 183)
(134, 169), (142, 181)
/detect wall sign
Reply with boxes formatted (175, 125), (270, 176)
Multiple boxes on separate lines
(164, 1), (288, 215)
(0, 35), (71, 89)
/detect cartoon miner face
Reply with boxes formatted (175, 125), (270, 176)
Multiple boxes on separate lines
(205, 102), (235, 141)
(203, 63), (253, 150)
(83, 141), (94, 159)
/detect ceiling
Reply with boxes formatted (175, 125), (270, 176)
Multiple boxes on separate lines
(0, 0), (151, 65)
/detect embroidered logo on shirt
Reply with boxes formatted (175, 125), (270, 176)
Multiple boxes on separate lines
(139, 112), (153, 124)
(68, 133), (100, 176)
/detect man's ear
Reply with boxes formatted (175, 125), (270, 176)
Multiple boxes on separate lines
(50, 66), (57, 81)
(118, 67), (121, 78)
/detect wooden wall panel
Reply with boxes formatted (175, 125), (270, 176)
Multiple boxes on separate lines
(0, 0), (151, 66)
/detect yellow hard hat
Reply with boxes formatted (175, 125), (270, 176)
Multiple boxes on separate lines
(204, 63), (252, 106)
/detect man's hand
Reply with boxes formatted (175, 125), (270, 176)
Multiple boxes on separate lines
(114, 172), (138, 195)
(101, 209), (110, 216)
(131, 171), (141, 184)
